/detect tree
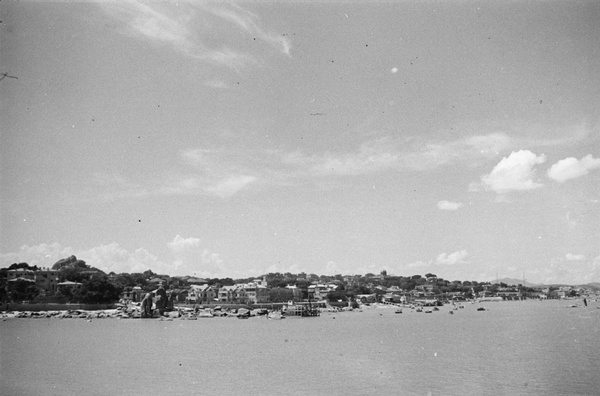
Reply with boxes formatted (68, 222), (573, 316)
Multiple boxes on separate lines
(59, 267), (90, 283)
(8, 279), (39, 301)
(326, 290), (349, 302)
(8, 262), (39, 271)
(269, 287), (294, 303)
(74, 276), (120, 304)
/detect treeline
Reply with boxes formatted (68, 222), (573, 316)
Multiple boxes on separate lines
(2, 260), (537, 305)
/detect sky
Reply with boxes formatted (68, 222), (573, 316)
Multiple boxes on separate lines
(1, 1), (599, 284)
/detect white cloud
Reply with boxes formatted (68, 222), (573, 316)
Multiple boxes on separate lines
(481, 150), (546, 193)
(100, 1), (290, 72)
(464, 133), (511, 158)
(205, 175), (257, 198)
(0, 242), (161, 274)
(435, 250), (468, 265)
(0, 240), (232, 278)
(83, 244), (160, 274)
(0, 243), (74, 269)
(207, 4), (291, 56)
(406, 250), (468, 269)
(437, 200), (463, 210)
(168, 235), (201, 252)
(547, 154), (600, 183)
(565, 253), (585, 261)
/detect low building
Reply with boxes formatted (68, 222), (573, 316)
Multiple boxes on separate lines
(34, 268), (60, 295)
(356, 294), (377, 303)
(218, 285), (247, 303)
(285, 285), (301, 301)
(7, 268), (35, 281)
(57, 281), (83, 292)
(308, 284), (339, 301)
(241, 282), (270, 304)
(121, 286), (144, 302)
(187, 284), (217, 304)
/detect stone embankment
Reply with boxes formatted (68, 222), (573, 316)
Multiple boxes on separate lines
(1, 305), (275, 320)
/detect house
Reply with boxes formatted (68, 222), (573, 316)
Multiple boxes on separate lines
(356, 294), (377, 303)
(415, 284), (434, 293)
(413, 284), (435, 297)
(121, 286), (144, 302)
(6, 268), (59, 295)
(285, 285), (301, 301)
(496, 289), (521, 300)
(241, 282), (270, 304)
(7, 268), (35, 281)
(34, 268), (59, 295)
(6, 277), (36, 293)
(382, 293), (404, 303)
(308, 284), (337, 301)
(188, 284), (217, 304)
(218, 285), (247, 303)
(57, 281), (83, 292)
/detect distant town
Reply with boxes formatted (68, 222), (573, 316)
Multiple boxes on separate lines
(2, 255), (599, 307)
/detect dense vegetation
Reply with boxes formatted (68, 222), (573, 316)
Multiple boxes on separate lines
(0, 259), (559, 305)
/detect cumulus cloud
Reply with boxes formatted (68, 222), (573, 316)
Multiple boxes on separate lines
(437, 200), (463, 210)
(168, 235), (201, 252)
(0, 243), (74, 269)
(480, 150), (546, 193)
(0, 242), (161, 274)
(547, 154), (600, 183)
(406, 250), (468, 268)
(435, 250), (468, 265)
(565, 253), (585, 261)
(0, 239), (233, 278)
(83, 243), (160, 274)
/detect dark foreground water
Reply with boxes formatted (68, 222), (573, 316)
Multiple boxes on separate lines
(1, 300), (599, 395)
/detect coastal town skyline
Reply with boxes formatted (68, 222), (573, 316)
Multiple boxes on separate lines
(1, 1), (599, 285)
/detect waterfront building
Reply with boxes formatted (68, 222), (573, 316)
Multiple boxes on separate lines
(121, 286), (144, 302)
(187, 284), (217, 304)
(34, 268), (60, 295)
(240, 282), (270, 304)
(218, 285), (247, 303)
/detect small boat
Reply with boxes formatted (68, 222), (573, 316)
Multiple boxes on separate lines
(395, 309), (403, 314)
(477, 307), (486, 311)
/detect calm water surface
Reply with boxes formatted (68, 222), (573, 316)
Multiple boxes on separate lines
(1, 300), (599, 395)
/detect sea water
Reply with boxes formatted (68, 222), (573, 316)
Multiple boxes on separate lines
(1, 300), (599, 395)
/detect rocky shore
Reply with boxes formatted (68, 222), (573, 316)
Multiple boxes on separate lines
(1, 305), (279, 320)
